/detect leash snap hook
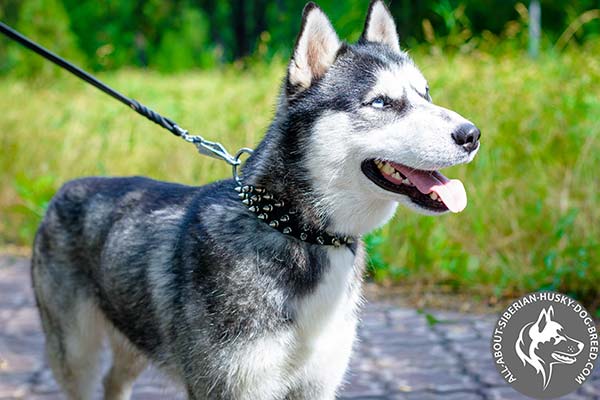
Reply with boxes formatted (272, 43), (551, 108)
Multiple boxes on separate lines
(232, 148), (254, 184)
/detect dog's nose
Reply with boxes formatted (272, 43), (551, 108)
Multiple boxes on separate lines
(452, 124), (480, 153)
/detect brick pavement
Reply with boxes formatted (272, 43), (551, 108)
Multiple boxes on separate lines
(1, 256), (598, 400)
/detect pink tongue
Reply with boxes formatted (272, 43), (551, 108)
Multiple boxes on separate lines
(391, 163), (467, 213)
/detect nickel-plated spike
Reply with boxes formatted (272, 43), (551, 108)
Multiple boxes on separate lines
(258, 213), (268, 220)
(332, 238), (341, 247)
(316, 236), (324, 245)
(248, 206), (259, 212)
(242, 185), (252, 193)
(242, 199), (252, 205)
(251, 195), (261, 202)
(300, 232), (308, 241)
(269, 221), (279, 228)
(234, 186), (242, 193)
(262, 194), (273, 200)
(280, 215), (289, 222)
(262, 205), (273, 212)
(283, 227), (292, 234)
(274, 200), (284, 207)
(238, 193), (248, 199)
(254, 187), (265, 194)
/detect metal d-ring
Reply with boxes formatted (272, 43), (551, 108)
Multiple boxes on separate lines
(232, 148), (254, 184)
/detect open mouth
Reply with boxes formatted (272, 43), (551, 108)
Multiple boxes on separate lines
(552, 351), (577, 364)
(361, 159), (467, 213)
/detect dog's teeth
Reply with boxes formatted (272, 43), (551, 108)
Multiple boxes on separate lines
(392, 171), (402, 180)
(429, 192), (438, 200)
(382, 163), (395, 175)
(402, 178), (410, 185)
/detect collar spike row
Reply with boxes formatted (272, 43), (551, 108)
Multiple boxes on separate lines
(235, 184), (356, 248)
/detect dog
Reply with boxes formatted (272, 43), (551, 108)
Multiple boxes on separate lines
(516, 306), (584, 390)
(31, 1), (480, 399)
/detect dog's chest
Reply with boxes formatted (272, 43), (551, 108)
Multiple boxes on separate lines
(293, 247), (362, 348)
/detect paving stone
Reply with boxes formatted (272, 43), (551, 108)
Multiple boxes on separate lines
(434, 321), (480, 341)
(0, 372), (30, 398)
(485, 386), (593, 400)
(448, 339), (493, 362)
(387, 369), (478, 393)
(580, 377), (600, 396)
(21, 393), (64, 400)
(389, 391), (484, 400)
(465, 359), (507, 387)
(3, 307), (41, 338)
(368, 343), (458, 370)
(361, 326), (440, 346)
(340, 370), (389, 398)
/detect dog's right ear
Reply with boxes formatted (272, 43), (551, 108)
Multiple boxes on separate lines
(287, 3), (341, 96)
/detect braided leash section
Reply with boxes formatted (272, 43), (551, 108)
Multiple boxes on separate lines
(129, 99), (182, 137)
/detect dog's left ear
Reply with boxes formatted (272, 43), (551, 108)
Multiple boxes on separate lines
(535, 307), (553, 333)
(287, 3), (341, 93)
(360, 0), (401, 53)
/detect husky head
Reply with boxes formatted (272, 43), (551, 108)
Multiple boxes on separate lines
(515, 306), (584, 390)
(244, 1), (480, 236)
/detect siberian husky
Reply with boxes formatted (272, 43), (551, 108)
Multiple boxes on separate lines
(32, 1), (480, 399)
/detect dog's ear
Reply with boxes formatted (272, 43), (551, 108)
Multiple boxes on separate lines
(287, 3), (341, 94)
(360, 0), (401, 53)
(535, 307), (552, 333)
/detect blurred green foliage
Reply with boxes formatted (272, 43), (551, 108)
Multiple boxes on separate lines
(1, 1), (600, 309)
(1, 0), (600, 75)
(1, 41), (599, 307)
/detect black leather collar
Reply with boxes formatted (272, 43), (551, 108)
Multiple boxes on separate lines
(235, 184), (356, 248)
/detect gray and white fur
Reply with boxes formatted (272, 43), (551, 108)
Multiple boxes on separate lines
(31, 1), (480, 399)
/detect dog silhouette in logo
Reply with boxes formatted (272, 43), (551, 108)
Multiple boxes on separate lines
(515, 306), (584, 389)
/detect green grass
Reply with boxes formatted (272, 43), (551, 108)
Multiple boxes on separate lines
(1, 44), (599, 306)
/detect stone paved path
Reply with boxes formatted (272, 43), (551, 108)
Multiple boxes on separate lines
(1, 255), (599, 400)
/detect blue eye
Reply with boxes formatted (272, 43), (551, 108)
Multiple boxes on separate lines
(371, 97), (386, 109)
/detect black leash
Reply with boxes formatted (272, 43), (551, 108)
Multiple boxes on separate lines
(0, 22), (357, 246)
(0, 21), (253, 180)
